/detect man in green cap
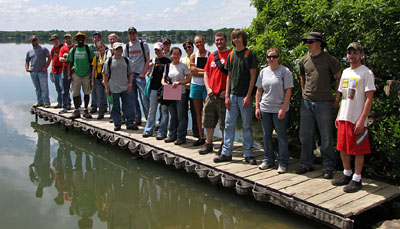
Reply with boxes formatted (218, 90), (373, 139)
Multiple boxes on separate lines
(67, 31), (95, 119)
(49, 34), (64, 108)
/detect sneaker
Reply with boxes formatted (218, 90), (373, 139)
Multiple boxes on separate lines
(59, 109), (67, 114)
(114, 126), (121, 131)
(143, 133), (152, 138)
(89, 107), (97, 114)
(213, 154), (232, 163)
(198, 143), (213, 155)
(70, 110), (80, 119)
(97, 114), (104, 120)
(164, 138), (176, 143)
(174, 139), (186, 145)
(66, 105), (72, 110)
(323, 170), (334, 179)
(258, 162), (271, 170)
(32, 104), (43, 108)
(133, 121), (142, 126)
(54, 104), (62, 109)
(156, 135), (165, 140)
(126, 125), (139, 130)
(277, 165), (287, 174)
(295, 166), (314, 174)
(245, 156), (257, 165)
(193, 138), (206, 146)
(83, 109), (92, 119)
(44, 104), (51, 108)
(344, 180), (362, 193)
(332, 174), (352, 186)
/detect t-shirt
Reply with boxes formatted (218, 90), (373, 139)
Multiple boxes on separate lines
(256, 65), (294, 113)
(91, 55), (105, 80)
(204, 49), (230, 94)
(103, 57), (134, 94)
(191, 51), (210, 85)
(25, 45), (50, 72)
(59, 44), (75, 71)
(150, 56), (171, 90)
(338, 65), (375, 127)
(225, 48), (257, 97)
(299, 52), (340, 101)
(164, 62), (189, 94)
(67, 45), (95, 77)
(123, 40), (150, 74)
(50, 44), (64, 74)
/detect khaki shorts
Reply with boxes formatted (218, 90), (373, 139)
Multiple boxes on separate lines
(202, 95), (226, 129)
(71, 73), (90, 97)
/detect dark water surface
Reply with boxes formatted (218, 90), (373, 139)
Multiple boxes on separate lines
(0, 43), (323, 228)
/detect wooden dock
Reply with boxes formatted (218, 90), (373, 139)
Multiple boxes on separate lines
(31, 106), (400, 228)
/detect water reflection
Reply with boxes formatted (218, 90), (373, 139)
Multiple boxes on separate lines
(28, 122), (320, 229)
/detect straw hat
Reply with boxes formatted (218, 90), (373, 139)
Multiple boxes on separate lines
(72, 31), (88, 42)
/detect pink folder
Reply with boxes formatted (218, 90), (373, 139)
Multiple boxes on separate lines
(163, 84), (182, 100)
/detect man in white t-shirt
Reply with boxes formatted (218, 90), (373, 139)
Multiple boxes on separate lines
(331, 42), (375, 193)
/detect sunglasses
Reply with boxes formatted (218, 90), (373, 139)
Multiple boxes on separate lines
(184, 46), (192, 50)
(267, 55), (279, 59)
(306, 40), (317, 44)
(347, 50), (361, 55)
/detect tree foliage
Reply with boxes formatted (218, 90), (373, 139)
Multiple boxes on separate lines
(246, 0), (400, 181)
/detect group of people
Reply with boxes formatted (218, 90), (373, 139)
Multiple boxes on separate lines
(26, 28), (375, 193)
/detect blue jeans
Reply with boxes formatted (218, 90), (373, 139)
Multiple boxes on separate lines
(299, 99), (335, 171)
(143, 89), (159, 135)
(111, 90), (135, 128)
(159, 93), (188, 140)
(186, 88), (198, 136)
(90, 80), (98, 109)
(30, 72), (50, 105)
(62, 70), (71, 108)
(133, 73), (150, 122)
(93, 79), (107, 115)
(261, 112), (290, 168)
(221, 94), (254, 157)
(52, 73), (63, 105)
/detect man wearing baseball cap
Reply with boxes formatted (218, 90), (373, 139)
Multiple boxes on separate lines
(331, 42), (375, 193)
(296, 32), (342, 179)
(124, 26), (150, 125)
(58, 34), (74, 113)
(25, 35), (51, 108)
(67, 31), (95, 119)
(49, 34), (64, 109)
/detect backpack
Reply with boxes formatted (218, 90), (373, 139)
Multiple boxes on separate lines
(125, 40), (147, 63)
(107, 56), (130, 80)
(213, 50), (228, 74)
(70, 45), (92, 71)
(229, 49), (251, 69)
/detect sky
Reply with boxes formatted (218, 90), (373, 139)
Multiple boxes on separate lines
(0, 0), (257, 31)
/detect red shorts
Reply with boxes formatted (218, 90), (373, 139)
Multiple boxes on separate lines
(337, 121), (371, 155)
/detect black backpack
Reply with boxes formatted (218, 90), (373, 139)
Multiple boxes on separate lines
(213, 50), (228, 74)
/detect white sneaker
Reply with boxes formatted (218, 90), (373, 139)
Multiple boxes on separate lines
(277, 165), (287, 174)
(258, 162), (271, 170)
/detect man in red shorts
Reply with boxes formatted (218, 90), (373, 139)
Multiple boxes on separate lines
(331, 42), (375, 193)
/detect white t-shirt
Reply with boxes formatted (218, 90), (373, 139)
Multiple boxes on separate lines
(338, 65), (375, 127)
(164, 62), (189, 94)
(255, 65), (294, 113)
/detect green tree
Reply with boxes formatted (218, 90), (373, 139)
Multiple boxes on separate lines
(247, 0), (400, 181)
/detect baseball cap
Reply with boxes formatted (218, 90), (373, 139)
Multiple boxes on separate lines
(128, 27), (137, 33)
(162, 37), (171, 45)
(64, 33), (72, 38)
(154, 42), (164, 50)
(49, 34), (59, 41)
(347, 42), (363, 52)
(113, 42), (123, 49)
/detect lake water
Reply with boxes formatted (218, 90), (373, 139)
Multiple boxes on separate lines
(0, 43), (322, 228)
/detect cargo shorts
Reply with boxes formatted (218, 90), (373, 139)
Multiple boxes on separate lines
(202, 94), (226, 130)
